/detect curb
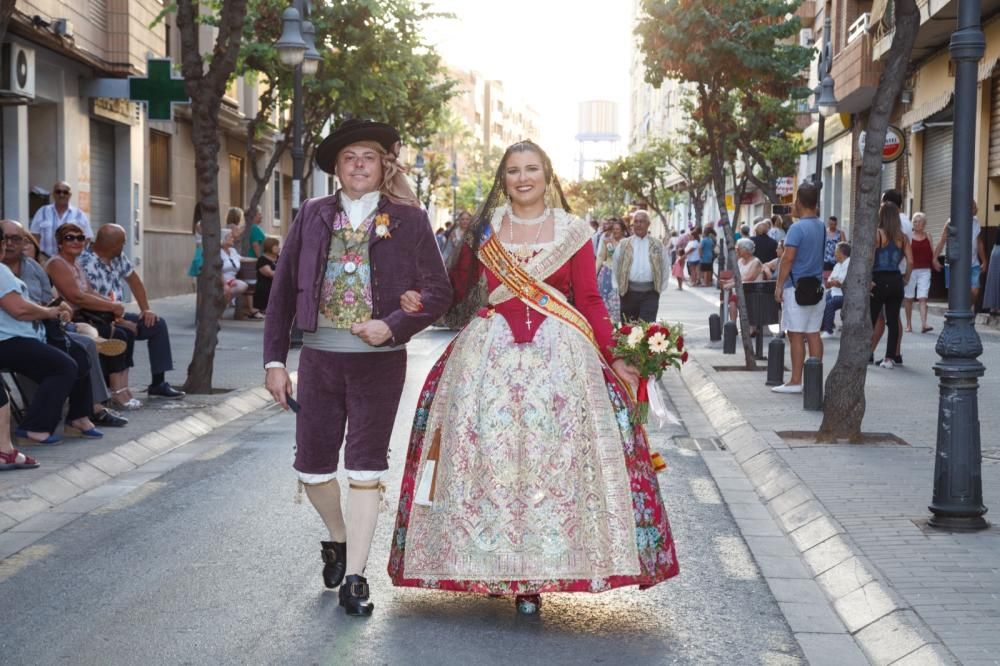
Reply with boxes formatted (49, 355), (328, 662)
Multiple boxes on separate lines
(0, 380), (287, 535)
(678, 358), (958, 666)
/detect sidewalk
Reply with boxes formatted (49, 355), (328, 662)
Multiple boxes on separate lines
(0, 293), (291, 536)
(663, 281), (1000, 665)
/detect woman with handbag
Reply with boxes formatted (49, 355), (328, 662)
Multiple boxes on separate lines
(45, 223), (139, 409)
(0, 226), (102, 444)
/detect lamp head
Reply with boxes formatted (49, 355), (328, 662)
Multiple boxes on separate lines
(817, 75), (838, 118)
(276, 8), (306, 68)
(301, 20), (321, 76)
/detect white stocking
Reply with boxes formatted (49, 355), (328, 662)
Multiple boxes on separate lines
(345, 480), (382, 577)
(304, 479), (347, 542)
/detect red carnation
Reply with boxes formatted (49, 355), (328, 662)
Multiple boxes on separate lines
(681, 351), (689, 363)
(676, 336), (685, 350)
(619, 325), (633, 335)
(646, 324), (660, 337)
(662, 326), (670, 336)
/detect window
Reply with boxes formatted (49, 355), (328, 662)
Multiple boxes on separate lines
(272, 171), (281, 226)
(229, 154), (244, 207)
(150, 130), (171, 199)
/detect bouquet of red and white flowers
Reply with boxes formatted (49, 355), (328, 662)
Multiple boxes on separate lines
(612, 320), (688, 426)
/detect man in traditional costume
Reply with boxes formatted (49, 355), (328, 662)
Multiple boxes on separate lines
(388, 141), (678, 615)
(263, 119), (452, 616)
(614, 210), (668, 323)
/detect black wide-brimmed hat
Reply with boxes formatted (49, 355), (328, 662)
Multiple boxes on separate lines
(315, 119), (401, 174)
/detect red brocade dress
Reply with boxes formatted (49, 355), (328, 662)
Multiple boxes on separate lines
(388, 210), (678, 595)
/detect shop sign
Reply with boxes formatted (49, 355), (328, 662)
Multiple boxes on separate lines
(858, 126), (906, 163)
(91, 97), (134, 125)
(775, 177), (795, 196)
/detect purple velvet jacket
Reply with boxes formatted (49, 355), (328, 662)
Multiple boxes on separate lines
(263, 193), (452, 365)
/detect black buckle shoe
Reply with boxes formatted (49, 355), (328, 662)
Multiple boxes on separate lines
(147, 382), (186, 399)
(320, 541), (346, 589)
(339, 574), (374, 616)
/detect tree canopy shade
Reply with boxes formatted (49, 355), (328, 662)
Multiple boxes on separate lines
(636, 0), (812, 368)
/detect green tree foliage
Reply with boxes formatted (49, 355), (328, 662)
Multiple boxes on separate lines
(637, 0), (812, 368)
(239, 0), (455, 213)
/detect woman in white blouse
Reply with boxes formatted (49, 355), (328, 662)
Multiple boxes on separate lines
(221, 229), (261, 319)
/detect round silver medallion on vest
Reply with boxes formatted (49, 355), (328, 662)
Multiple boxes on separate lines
(344, 261), (358, 275)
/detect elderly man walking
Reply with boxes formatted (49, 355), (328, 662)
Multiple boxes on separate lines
(614, 210), (667, 322)
(30, 181), (94, 258)
(78, 225), (185, 400)
(263, 119), (452, 617)
(773, 184), (825, 394)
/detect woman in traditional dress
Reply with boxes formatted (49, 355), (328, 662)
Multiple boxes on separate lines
(595, 219), (624, 325)
(387, 141), (679, 614)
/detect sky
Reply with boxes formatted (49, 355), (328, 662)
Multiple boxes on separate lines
(421, 0), (634, 179)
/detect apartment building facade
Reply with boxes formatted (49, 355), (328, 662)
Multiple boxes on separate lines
(0, 2), (291, 299)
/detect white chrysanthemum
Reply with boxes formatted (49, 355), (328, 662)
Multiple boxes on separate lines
(648, 332), (668, 353)
(627, 328), (645, 348)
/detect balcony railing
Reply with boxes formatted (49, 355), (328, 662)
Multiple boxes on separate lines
(847, 13), (870, 45)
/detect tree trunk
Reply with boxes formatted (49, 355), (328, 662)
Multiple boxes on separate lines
(700, 100), (757, 370)
(176, 0), (249, 394)
(818, 0), (920, 440)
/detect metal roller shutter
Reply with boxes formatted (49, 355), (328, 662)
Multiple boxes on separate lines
(881, 159), (898, 193)
(89, 121), (116, 231)
(920, 126), (952, 240)
(990, 72), (1000, 177)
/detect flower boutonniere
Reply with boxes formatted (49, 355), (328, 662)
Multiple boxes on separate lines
(374, 213), (392, 239)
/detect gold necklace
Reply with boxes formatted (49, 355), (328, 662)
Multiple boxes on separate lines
(508, 212), (547, 262)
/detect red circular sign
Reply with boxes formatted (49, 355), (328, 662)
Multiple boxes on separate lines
(883, 126), (905, 163)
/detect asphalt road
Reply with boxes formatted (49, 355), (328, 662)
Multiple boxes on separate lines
(1, 331), (803, 665)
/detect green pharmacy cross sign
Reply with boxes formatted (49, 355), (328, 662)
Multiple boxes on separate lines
(129, 59), (189, 121)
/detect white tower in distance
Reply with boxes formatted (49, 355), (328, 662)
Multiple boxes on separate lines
(576, 101), (621, 181)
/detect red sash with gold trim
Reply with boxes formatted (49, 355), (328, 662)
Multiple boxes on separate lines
(478, 233), (600, 351)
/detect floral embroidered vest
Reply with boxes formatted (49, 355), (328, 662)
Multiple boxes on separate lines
(318, 210), (376, 328)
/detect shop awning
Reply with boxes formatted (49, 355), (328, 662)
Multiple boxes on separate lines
(901, 91), (953, 128)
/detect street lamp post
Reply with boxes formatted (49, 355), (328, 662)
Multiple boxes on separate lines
(928, 0), (988, 531)
(276, 1), (321, 217)
(813, 13), (838, 190)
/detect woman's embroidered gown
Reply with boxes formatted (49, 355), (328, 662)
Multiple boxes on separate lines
(388, 211), (678, 595)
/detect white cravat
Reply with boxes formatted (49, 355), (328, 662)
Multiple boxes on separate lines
(340, 191), (381, 231)
(629, 235), (653, 282)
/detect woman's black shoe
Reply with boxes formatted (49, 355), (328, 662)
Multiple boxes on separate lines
(92, 409), (128, 427)
(339, 574), (374, 616)
(320, 540), (346, 589)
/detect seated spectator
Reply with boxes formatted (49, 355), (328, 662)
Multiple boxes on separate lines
(245, 206), (266, 258)
(0, 394), (38, 470)
(22, 232), (43, 263)
(254, 237), (279, 314)
(78, 224), (186, 399)
(821, 242), (850, 338)
(221, 228), (261, 319)
(721, 238), (764, 324)
(763, 241), (785, 280)
(46, 223), (140, 410)
(0, 220), (128, 427)
(752, 221), (778, 264)
(0, 228), (102, 444)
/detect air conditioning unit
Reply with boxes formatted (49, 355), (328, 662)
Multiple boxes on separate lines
(799, 28), (815, 48)
(0, 43), (35, 101)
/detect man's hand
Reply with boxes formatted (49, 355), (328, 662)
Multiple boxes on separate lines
(399, 290), (423, 314)
(111, 302), (126, 319)
(140, 310), (159, 327)
(265, 367), (293, 410)
(774, 288), (784, 304)
(57, 302), (74, 321)
(611, 359), (641, 394)
(350, 320), (392, 346)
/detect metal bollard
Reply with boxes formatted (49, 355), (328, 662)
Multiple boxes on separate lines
(766, 338), (785, 386)
(803, 357), (823, 410)
(722, 321), (737, 354)
(709, 314), (722, 341)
